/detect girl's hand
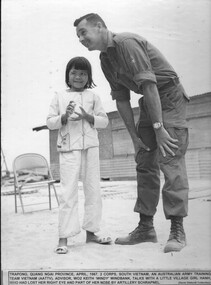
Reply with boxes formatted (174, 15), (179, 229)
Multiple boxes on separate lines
(70, 106), (85, 121)
(66, 101), (76, 117)
(73, 106), (86, 120)
(73, 107), (94, 124)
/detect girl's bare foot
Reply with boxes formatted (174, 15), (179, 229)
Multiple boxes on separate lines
(86, 231), (112, 244)
(55, 238), (68, 254)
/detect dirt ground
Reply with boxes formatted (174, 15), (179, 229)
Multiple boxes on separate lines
(1, 179), (211, 283)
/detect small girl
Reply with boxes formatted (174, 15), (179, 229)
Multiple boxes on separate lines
(47, 56), (111, 254)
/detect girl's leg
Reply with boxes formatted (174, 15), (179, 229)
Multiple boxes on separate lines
(58, 151), (81, 239)
(57, 238), (68, 248)
(81, 147), (102, 233)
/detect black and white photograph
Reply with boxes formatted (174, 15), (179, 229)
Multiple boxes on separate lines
(1, 0), (211, 284)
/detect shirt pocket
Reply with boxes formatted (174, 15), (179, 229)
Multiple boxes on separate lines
(160, 86), (185, 111)
(57, 132), (70, 152)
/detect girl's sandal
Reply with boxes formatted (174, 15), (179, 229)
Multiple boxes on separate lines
(55, 246), (68, 254)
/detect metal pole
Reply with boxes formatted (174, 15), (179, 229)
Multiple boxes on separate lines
(1, 147), (10, 177)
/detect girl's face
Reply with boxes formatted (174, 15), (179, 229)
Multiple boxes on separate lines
(68, 68), (88, 91)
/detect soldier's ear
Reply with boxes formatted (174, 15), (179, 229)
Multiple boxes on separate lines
(96, 22), (104, 29)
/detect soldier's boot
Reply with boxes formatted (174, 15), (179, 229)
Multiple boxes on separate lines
(115, 214), (158, 245)
(164, 216), (186, 253)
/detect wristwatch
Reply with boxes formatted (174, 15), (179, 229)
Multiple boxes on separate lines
(153, 122), (163, 130)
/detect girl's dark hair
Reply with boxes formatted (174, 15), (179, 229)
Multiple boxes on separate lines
(65, 56), (96, 89)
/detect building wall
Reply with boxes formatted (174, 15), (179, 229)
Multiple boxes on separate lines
(98, 93), (211, 180)
(49, 93), (211, 180)
(184, 93), (211, 178)
(49, 130), (60, 181)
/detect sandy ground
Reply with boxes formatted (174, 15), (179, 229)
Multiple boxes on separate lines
(1, 179), (211, 276)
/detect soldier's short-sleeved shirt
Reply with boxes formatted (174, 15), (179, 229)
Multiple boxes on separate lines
(100, 31), (178, 101)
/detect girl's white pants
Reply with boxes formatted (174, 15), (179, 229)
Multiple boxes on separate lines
(58, 147), (102, 238)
